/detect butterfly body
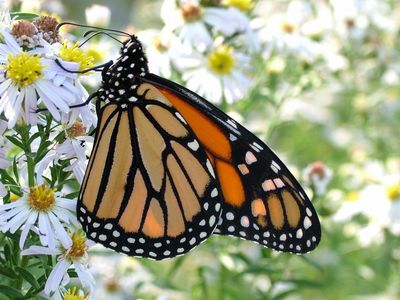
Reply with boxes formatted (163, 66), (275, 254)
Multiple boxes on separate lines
(77, 35), (321, 260)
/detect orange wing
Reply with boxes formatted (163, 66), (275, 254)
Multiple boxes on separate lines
(143, 74), (321, 254)
(78, 84), (221, 260)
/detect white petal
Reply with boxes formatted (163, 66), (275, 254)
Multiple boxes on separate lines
(21, 245), (59, 256)
(19, 223), (33, 249)
(48, 211), (72, 248)
(0, 199), (25, 212)
(55, 198), (77, 212)
(74, 262), (95, 292)
(8, 209), (31, 233)
(44, 259), (71, 295)
(0, 204), (26, 223)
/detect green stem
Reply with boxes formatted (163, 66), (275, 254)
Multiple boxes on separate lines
(15, 256), (29, 290)
(26, 156), (35, 188)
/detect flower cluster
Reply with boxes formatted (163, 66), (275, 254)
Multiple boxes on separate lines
(137, 0), (259, 104)
(0, 10), (97, 298)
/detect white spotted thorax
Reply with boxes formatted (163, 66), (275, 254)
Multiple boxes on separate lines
(98, 36), (149, 106)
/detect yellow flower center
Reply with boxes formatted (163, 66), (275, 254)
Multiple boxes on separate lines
(10, 193), (21, 202)
(63, 287), (85, 300)
(65, 232), (87, 261)
(27, 184), (55, 212)
(223, 0), (253, 11)
(181, 3), (203, 23)
(152, 36), (168, 53)
(4, 53), (43, 88)
(386, 183), (400, 201)
(59, 41), (95, 73)
(208, 45), (235, 75)
(86, 45), (106, 64)
(346, 191), (360, 202)
(66, 121), (86, 138)
(281, 21), (296, 34)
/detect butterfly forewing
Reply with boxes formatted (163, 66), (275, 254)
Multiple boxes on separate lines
(78, 85), (221, 260)
(142, 74), (321, 254)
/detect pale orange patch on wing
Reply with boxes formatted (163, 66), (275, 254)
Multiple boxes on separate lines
(82, 110), (119, 212)
(97, 112), (132, 219)
(134, 107), (165, 192)
(119, 171), (147, 233)
(137, 83), (172, 106)
(171, 141), (210, 197)
(165, 176), (185, 237)
(215, 159), (245, 207)
(142, 198), (165, 238)
(167, 154), (201, 222)
(251, 198), (267, 217)
(267, 194), (284, 230)
(82, 104), (118, 191)
(238, 164), (249, 175)
(281, 190), (301, 228)
(262, 179), (275, 192)
(147, 105), (188, 138)
(159, 88), (232, 161)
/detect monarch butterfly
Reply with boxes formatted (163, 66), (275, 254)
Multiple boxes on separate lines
(62, 23), (321, 260)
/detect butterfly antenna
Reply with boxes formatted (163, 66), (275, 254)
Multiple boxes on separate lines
(80, 31), (124, 47)
(55, 58), (113, 74)
(56, 22), (131, 37)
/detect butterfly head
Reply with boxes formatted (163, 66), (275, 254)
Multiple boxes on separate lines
(102, 35), (149, 89)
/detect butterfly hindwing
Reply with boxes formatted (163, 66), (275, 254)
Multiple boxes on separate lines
(78, 86), (221, 260)
(142, 73), (321, 254)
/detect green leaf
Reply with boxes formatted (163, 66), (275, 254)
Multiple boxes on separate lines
(6, 135), (25, 150)
(3, 243), (12, 262)
(27, 132), (42, 145)
(0, 285), (24, 298)
(67, 269), (78, 278)
(0, 266), (16, 279)
(16, 267), (40, 289)
(10, 12), (39, 20)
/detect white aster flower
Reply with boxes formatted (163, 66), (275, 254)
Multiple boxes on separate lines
(36, 121), (93, 184)
(85, 4), (111, 27)
(0, 29), (82, 127)
(162, 0), (250, 51)
(174, 43), (252, 104)
(260, 15), (322, 63)
(54, 41), (99, 128)
(137, 29), (174, 78)
(22, 231), (95, 296)
(334, 160), (400, 246)
(0, 184), (78, 250)
(303, 161), (333, 196)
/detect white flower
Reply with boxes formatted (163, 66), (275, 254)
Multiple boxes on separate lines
(334, 161), (400, 246)
(85, 4), (111, 27)
(259, 15), (322, 62)
(0, 184), (78, 249)
(137, 29), (174, 78)
(0, 1), (11, 31)
(303, 161), (333, 196)
(162, 0), (250, 51)
(36, 121), (93, 184)
(22, 231), (95, 296)
(0, 30), (83, 128)
(174, 43), (252, 104)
